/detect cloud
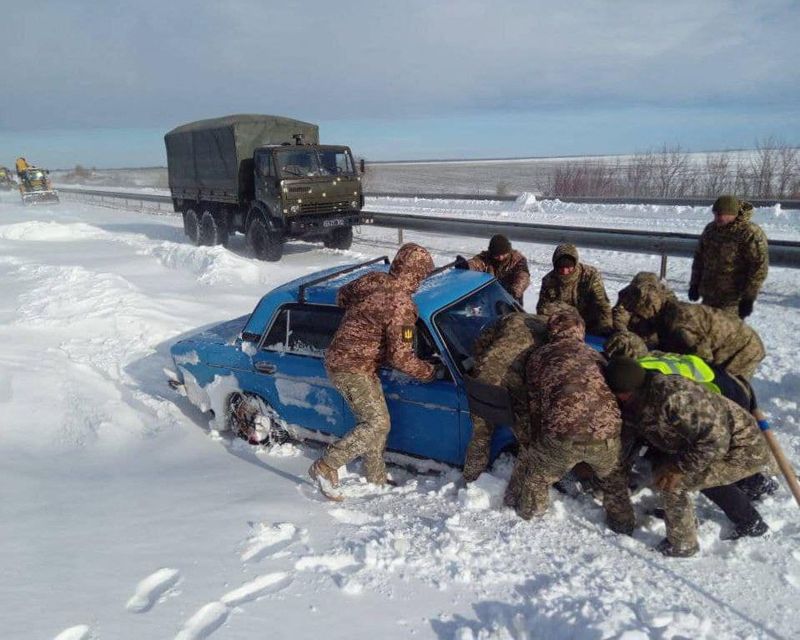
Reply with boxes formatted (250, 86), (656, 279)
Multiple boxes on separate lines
(1, 0), (797, 132)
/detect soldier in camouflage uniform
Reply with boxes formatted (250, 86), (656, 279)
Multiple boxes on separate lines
(309, 243), (437, 500)
(624, 281), (765, 380)
(456, 234), (531, 304)
(612, 272), (675, 347)
(536, 244), (613, 335)
(462, 313), (548, 501)
(515, 309), (635, 533)
(689, 196), (769, 319)
(605, 357), (771, 556)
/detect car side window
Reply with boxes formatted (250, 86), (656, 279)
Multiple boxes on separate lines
(256, 152), (275, 178)
(262, 305), (343, 357)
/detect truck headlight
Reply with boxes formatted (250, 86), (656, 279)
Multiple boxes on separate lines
(290, 204), (300, 213)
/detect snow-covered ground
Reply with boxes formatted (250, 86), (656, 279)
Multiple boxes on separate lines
(1, 191), (798, 640)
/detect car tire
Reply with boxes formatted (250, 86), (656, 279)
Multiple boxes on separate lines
(199, 208), (227, 246)
(323, 226), (353, 250)
(184, 208), (200, 245)
(226, 392), (289, 446)
(247, 217), (283, 261)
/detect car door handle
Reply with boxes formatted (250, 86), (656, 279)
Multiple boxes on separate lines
(255, 362), (277, 374)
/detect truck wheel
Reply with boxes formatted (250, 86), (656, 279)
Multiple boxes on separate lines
(324, 226), (353, 250)
(184, 209), (200, 245)
(226, 392), (289, 446)
(199, 209), (227, 246)
(247, 218), (283, 261)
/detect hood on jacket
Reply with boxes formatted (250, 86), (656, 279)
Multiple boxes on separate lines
(389, 243), (434, 291)
(552, 243), (579, 268)
(547, 307), (585, 342)
(627, 279), (675, 320)
(737, 200), (754, 223)
(629, 272), (661, 288)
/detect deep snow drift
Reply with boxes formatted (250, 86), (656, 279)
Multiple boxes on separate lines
(0, 192), (798, 640)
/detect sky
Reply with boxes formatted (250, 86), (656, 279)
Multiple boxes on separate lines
(1, 0), (798, 168)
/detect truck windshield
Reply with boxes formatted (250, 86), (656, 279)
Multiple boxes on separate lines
(433, 281), (518, 373)
(276, 149), (355, 178)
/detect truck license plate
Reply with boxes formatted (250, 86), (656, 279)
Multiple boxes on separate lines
(323, 218), (345, 227)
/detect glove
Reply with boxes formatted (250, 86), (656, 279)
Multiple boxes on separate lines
(688, 285), (699, 302)
(738, 298), (754, 319)
(454, 255), (470, 270)
(653, 464), (683, 492)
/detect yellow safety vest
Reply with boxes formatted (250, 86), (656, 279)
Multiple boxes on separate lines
(637, 353), (721, 394)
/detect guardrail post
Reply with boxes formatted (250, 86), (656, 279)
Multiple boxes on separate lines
(398, 228), (404, 245)
(660, 253), (668, 279)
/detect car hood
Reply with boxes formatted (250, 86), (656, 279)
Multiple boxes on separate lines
(174, 315), (249, 348)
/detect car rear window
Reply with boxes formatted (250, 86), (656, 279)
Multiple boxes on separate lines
(262, 304), (343, 357)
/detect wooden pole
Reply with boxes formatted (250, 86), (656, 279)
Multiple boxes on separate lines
(754, 409), (800, 507)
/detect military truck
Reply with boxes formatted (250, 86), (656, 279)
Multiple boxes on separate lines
(164, 114), (365, 261)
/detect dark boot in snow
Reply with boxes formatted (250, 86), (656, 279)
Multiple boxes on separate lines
(724, 518), (769, 540)
(736, 474), (779, 501)
(656, 538), (699, 558)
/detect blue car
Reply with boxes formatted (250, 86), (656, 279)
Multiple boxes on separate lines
(169, 257), (605, 467)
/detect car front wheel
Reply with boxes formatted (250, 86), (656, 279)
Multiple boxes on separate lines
(184, 208), (200, 245)
(247, 217), (283, 261)
(323, 226), (353, 250)
(226, 392), (289, 446)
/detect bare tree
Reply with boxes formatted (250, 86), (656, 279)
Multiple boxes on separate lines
(624, 151), (656, 197)
(701, 153), (731, 196)
(748, 137), (779, 198)
(776, 144), (799, 198)
(653, 144), (692, 197)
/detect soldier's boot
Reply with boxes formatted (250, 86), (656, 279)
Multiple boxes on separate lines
(655, 538), (699, 558)
(309, 459), (343, 502)
(736, 473), (779, 501)
(515, 477), (550, 520)
(726, 517), (769, 540)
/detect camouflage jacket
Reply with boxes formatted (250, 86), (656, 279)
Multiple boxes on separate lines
(526, 310), (621, 441)
(536, 244), (612, 335)
(656, 300), (765, 379)
(472, 312), (547, 388)
(690, 201), (769, 308)
(325, 244), (435, 380)
(622, 372), (765, 477)
(612, 272), (670, 347)
(467, 249), (531, 301)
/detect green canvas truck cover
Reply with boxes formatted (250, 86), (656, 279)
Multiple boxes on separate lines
(165, 114), (320, 196)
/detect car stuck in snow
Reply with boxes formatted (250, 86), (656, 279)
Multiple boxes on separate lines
(168, 258), (604, 467)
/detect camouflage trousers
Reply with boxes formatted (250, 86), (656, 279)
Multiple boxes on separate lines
(516, 434), (635, 530)
(660, 442), (772, 549)
(323, 371), (391, 484)
(462, 410), (531, 482)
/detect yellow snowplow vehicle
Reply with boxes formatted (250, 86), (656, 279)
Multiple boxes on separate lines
(19, 167), (59, 205)
(0, 167), (15, 191)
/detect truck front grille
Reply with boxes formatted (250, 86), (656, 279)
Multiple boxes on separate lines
(299, 200), (351, 215)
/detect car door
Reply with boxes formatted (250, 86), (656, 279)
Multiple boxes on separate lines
(251, 304), (348, 436)
(379, 321), (464, 465)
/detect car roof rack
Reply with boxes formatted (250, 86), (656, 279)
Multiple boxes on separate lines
(298, 256), (390, 303)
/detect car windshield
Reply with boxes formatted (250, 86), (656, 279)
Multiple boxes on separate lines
(317, 149), (355, 176)
(275, 148), (354, 178)
(28, 170), (45, 180)
(433, 281), (518, 373)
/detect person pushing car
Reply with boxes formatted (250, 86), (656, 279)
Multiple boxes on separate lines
(309, 243), (439, 500)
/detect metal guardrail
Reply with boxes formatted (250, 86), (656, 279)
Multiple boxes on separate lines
(366, 191), (800, 210)
(57, 186), (800, 270)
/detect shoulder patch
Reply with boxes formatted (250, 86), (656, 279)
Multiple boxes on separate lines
(402, 325), (415, 343)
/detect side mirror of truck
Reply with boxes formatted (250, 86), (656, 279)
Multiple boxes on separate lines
(359, 158), (366, 174)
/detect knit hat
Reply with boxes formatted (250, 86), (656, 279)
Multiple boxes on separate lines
(712, 195), (739, 215)
(488, 234), (512, 257)
(605, 357), (646, 393)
